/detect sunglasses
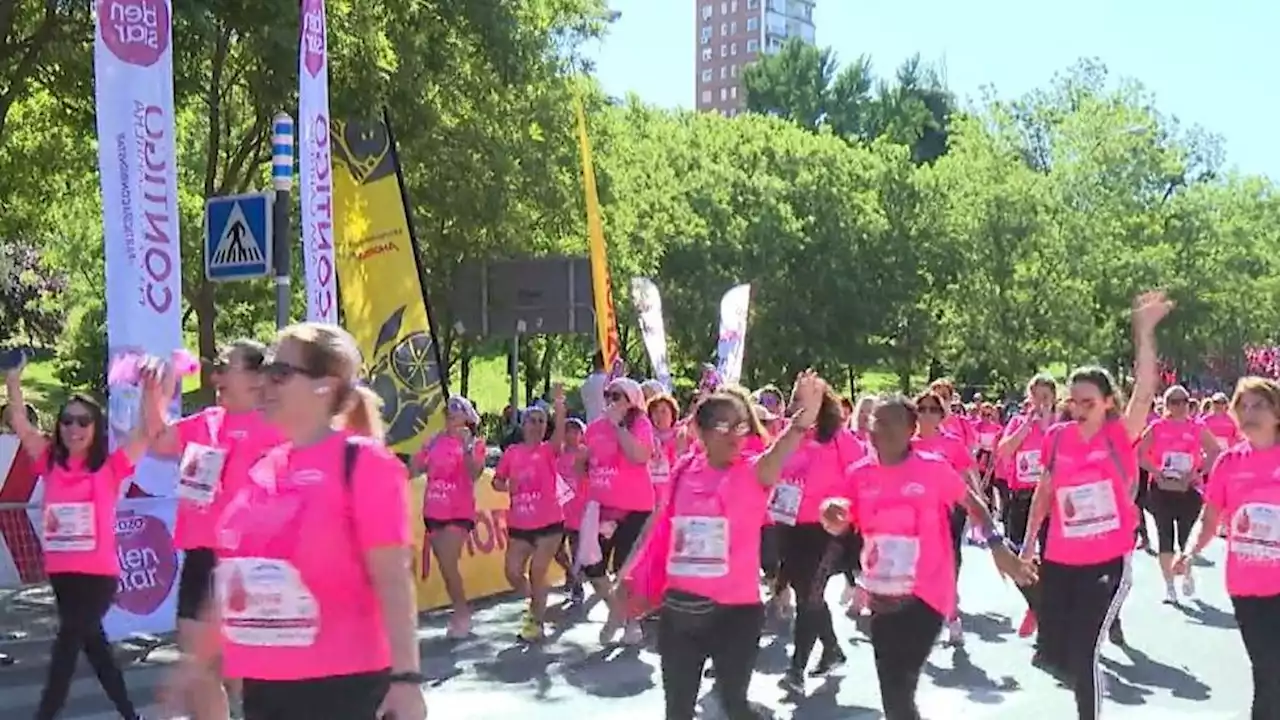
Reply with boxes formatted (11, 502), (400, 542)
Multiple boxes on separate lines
(263, 361), (321, 384)
(919, 405), (944, 415)
(524, 415), (547, 425)
(708, 420), (749, 436)
(1167, 397), (1188, 406)
(59, 414), (93, 428)
(605, 391), (627, 403)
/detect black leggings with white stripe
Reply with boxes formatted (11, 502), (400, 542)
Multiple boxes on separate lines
(1037, 555), (1130, 720)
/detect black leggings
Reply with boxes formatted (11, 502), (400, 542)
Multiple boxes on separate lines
(36, 573), (138, 720)
(658, 591), (764, 720)
(243, 670), (391, 720)
(1005, 489), (1049, 614)
(1134, 471), (1151, 545)
(870, 597), (943, 720)
(1037, 556), (1130, 720)
(780, 523), (842, 673)
(1149, 486), (1202, 554)
(582, 510), (650, 579)
(1233, 594), (1280, 720)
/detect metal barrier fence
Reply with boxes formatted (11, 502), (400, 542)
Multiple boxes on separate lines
(0, 503), (58, 659)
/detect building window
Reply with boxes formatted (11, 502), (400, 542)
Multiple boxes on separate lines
(730, 86), (738, 99)
(747, 0), (758, 8)
(747, 16), (759, 31)
(730, 21), (737, 34)
(701, 3), (713, 19)
(731, 0), (738, 11)
(701, 69), (713, 82)
(701, 90), (712, 103)
(720, 66), (728, 79)
(720, 44), (728, 57)
(702, 47), (713, 61)
(720, 87), (728, 101)
(747, 39), (759, 52)
(721, 1), (728, 13)
(700, 25), (712, 43)
(730, 42), (738, 55)
(728, 108), (737, 117)
(731, 64), (739, 77)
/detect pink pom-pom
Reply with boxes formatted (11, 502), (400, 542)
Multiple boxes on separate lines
(107, 354), (142, 386)
(170, 349), (200, 377)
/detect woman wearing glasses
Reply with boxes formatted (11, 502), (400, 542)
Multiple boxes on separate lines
(5, 357), (159, 720)
(412, 395), (486, 639)
(147, 339), (282, 720)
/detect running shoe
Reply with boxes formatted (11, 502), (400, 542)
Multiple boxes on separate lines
(1181, 571), (1196, 599)
(568, 582), (586, 605)
(778, 669), (805, 696)
(1163, 582), (1178, 605)
(518, 613), (544, 643)
(946, 617), (964, 647)
(446, 611), (471, 639)
(809, 648), (847, 677)
(1017, 610), (1037, 638)
(621, 621), (644, 645)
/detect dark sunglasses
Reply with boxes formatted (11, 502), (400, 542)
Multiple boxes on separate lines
(919, 405), (944, 415)
(1167, 397), (1189, 406)
(59, 414), (93, 428)
(263, 361), (321, 384)
(524, 415), (547, 425)
(605, 391), (626, 402)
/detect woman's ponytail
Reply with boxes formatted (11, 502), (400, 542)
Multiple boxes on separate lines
(340, 385), (385, 442)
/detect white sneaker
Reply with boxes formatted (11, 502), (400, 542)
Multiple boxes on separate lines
(1182, 572), (1196, 598)
(947, 618), (964, 646)
(1164, 582), (1177, 604)
(621, 621), (644, 645)
(840, 584), (857, 605)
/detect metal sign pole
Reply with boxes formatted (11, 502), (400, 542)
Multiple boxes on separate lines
(272, 113), (294, 330)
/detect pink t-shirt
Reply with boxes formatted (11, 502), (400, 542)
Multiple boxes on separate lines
(943, 414), (976, 451)
(1042, 419), (1138, 566)
(585, 416), (656, 512)
(665, 453), (770, 605)
(496, 442), (564, 530)
(41, 450), (134, 577)
(1205, 442), (1280, 597)
(173, 409), (284, 550)
(1003, 416), (1050, 491)
(1145, 417), (1205, 478)
(974, 420), (1002, 454)
(770, 428), (865, 526)
(556, 447), (588, 530)
(418, 435), (485, 522)
(838, 451), (968, 617)
(913, 431), (974, 476)
(1201, 413), (1241, 452)
(216, 432), (411, 681)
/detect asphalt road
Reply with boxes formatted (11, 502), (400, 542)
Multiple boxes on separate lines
(0, 539), (1253, 719)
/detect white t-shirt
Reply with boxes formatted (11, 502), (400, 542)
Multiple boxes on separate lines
(580, 372), (608, 423)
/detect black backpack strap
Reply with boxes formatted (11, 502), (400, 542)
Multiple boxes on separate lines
(343, 437), (361, 489)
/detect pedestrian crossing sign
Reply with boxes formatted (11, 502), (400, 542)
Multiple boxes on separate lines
(204, 192), (273, 282)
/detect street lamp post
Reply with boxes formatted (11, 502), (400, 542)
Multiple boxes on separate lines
(272, 113), (294, 330)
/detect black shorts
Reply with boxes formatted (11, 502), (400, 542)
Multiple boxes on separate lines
(177, 547), (217, 621)
(582, 510), (650, 579)
(509, 522), (565, 545)
(425, 518), (476, 534)
(243, 670), (390, 720)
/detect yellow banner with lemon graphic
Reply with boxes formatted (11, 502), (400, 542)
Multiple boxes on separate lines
(331, 115), (445, 455)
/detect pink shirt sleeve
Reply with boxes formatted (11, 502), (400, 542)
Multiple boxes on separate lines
(102, 449), (136, 495)
(630, 415), (655, 450)
(1204, 452), (1230, 510)
(935, 460), (968, 507)
(350, 444), (412, 551)
(950, 438), (976, 473)
(496, 447), (514, 478)
(173, 413), (205, 450)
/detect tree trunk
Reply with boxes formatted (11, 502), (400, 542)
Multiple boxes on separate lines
(194, 283), (216, 411)
(459, 338), (472, 398)
(540, 336), (554, 399)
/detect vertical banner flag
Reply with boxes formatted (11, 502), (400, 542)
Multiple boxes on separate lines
(93, 0), (184, 638)
(630, 278), (672, 391)
(299, 0), (337, 323)
(717, 284), (752, 386)
(574, 99), (622, 375)
(331, 116), (447, 456)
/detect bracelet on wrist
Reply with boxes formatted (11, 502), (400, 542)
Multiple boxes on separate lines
(388, 670), (426, 685)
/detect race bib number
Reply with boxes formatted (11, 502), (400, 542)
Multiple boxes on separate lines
(1229, 503), (1280, 562)
(43, 502), (96, 552)
(1016, 450), (1043, 483)
(860, 534), (919, 596)
(650, 454), (671, 484)
(1056, 480), (1120, 538)
(178, 443), (227, 506)
(767, 481), (803, 526)
(1161, 452), (1193, 478)
(219, 558), (320, 648)
(667, 516), (729, 578)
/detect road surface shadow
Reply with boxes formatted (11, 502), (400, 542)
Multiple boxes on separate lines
(1172, 599), (1237, 630)
(560, 644), (656, 699)
(1101, 645), (1211, 702)
(957, 611), (1015, 645)
(924, 647), (1020, 704)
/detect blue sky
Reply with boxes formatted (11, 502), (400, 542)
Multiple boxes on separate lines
(588, 0), (1277, 180)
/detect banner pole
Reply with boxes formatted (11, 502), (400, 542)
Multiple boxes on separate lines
(272, 113), (295, 329)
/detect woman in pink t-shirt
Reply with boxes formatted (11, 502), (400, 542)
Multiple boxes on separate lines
(851, 394), (875, 442)
(493, 386), (568, 642)
(648, 392), (684, 509)
(5, 356), (159, 720)
(818, 394), (1034, 720)
(644, 373), (821, 720)
(1019, 291), (1170, 720)
(554, 417), (590, 604)
(771, 384), (866, 695)
(168, 322), (425, 720)
(582, 377), (655, 645)
(411, 395), (486, 639)
(147, 339), (282, 720)
(1175, 376), (1280, 718)
(1136, 384), (1220, 603)
(1199, 392), (1241, 451)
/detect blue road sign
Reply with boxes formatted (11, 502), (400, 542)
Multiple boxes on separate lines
(204, 192), (273, 281)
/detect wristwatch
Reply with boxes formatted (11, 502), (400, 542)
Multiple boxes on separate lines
(979, 531), (1007, 550)
(388, 671), (426, 685)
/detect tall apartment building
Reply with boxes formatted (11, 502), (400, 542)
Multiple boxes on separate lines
(695, 0), (816, 115)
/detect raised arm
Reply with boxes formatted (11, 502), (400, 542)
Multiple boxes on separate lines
(4, 362), (47, 460)
(1124, 291), (1172, 442)
(757, 370), (822, 487)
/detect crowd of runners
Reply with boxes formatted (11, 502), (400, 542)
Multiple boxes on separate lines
(3, 289), (1278, 720)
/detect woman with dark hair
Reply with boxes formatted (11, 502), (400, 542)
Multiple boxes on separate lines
(1020, 291), (1169, 720)
(6, 358), (159, 720)
(770, 380), (866, 695)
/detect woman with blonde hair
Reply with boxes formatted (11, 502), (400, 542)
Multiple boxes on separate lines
(165, 323), (425, 720)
